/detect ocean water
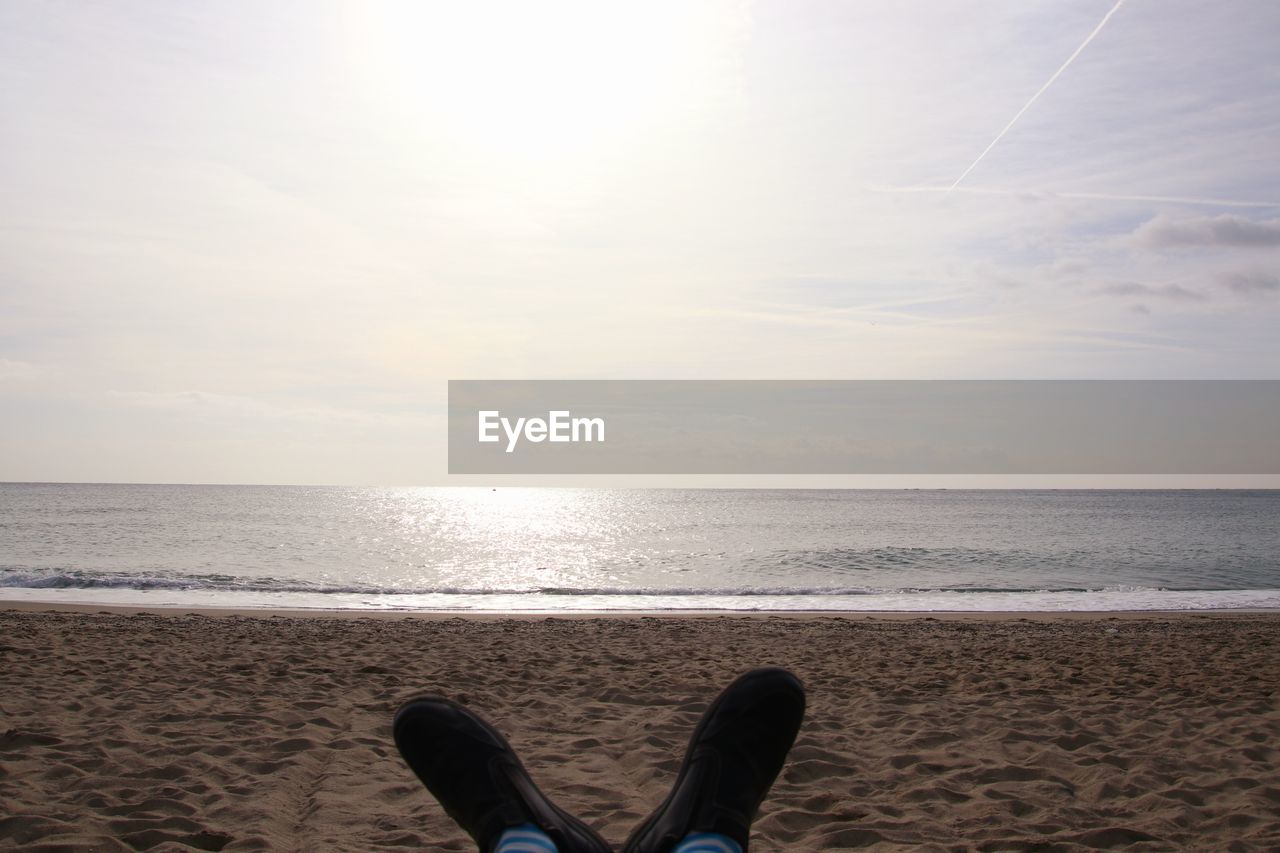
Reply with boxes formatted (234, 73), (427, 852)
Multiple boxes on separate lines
(1, 484), (1278, 612)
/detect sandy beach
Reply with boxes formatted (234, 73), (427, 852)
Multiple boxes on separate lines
(2, 608), (1278, 851)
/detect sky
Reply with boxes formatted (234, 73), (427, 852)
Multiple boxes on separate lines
(2, 0), (1279, 485)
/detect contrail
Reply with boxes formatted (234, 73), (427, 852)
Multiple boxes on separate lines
(1061, 190), (1278, 208)
(949, 0), (1128, 191)
(870, 185), (1280, 210)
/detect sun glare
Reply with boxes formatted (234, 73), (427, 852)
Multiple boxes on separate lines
(360, 1), (743, 175)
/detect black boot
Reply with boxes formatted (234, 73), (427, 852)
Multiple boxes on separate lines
(622, 668), (806, 853)
(394, 696), (613, 853)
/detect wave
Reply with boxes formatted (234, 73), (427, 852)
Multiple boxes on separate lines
(5, 570), (1278, 613)
(0, 569), (1242, 597)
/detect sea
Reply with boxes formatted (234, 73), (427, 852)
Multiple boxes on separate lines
(1, 484), (1278, 613)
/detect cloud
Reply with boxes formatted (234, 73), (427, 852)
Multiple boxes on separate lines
(0, 359), (46, 381)
(1217, 270), (1280, 294)
(107, 390), (437, 428)
(1131, 214), (1280, 249)
(1095, 282), (1205, 301)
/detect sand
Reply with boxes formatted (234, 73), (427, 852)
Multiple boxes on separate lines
(2, 609), (1278, 851)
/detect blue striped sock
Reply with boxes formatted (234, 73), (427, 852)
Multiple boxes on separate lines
(494, 823), (557, 853)
(674, 832), (743, 853)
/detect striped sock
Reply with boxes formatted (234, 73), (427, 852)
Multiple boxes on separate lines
(674, 832), (743, 853)
(494, 823), (557, 853)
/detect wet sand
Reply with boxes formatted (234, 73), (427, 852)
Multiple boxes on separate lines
(1, 608), (1278, 850)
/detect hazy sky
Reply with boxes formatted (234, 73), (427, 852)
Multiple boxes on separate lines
(2, 1), (1279, 484)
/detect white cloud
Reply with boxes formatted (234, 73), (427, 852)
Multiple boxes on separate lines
(0, 359), (45, 381)
(107, 390), (437, 429)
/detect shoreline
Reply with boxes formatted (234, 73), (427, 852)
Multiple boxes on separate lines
(5, 598), (1280, 621)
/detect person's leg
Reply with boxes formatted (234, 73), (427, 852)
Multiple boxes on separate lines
(672, 832), (741, 853)
(393, 696), (611, 853)
(494, 823), (559, 852)
(622, 667), (806, 853)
